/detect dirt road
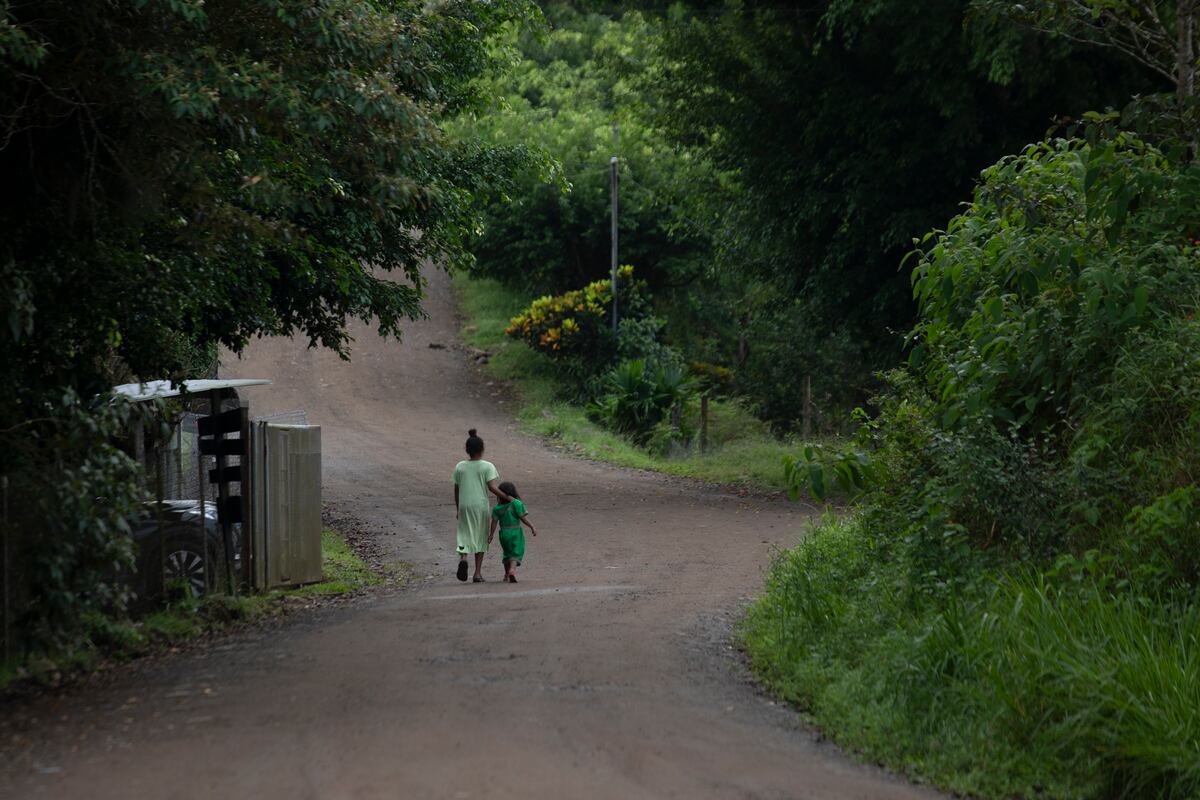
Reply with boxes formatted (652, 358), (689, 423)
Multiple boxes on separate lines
(1, 271), (940, 799)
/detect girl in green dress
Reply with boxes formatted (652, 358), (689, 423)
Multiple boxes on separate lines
(489, 481), (536, 583)
(452, 429), (510, 582)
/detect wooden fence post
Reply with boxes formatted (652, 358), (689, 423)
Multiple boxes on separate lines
(803, 374), (813, 439)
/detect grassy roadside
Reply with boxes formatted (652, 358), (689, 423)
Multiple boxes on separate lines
(1, 528), (399, 690)
(741, 514), (1200, 799)
(453, 274), (815, 493)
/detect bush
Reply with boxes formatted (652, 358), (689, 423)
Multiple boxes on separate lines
(745, 516), (1200, 799)
(504, 265), (685, 396)
(588, 359), (694, 444)
(504, 265), (642, 368)
(795, 132), (1200, 562)
(5, 393), (150, 654)
(761, 131), (1200, 797)
(615, 315), (683, 372)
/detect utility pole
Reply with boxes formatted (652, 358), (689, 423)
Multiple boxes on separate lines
(610, 155), (619, 334)
(610, 122), (620, 334)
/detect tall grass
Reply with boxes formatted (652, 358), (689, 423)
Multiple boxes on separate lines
(744, 515), (1200, 799)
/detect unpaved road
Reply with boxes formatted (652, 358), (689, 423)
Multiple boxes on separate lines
(0, 271), (941, 799)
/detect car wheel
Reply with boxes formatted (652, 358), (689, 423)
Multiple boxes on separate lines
(164, 543), (209, 598)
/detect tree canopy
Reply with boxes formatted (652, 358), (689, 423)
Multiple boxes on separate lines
(638, 0), (1153, 418)
(0, 0), (532, 651)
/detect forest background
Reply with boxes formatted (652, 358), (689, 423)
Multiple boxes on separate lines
(458, 3), (1200, 799)
(3, 1), (1200, 798)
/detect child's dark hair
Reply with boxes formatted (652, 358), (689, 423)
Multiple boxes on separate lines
(465, 428), (484, 456)
(498, 481), (520, 500)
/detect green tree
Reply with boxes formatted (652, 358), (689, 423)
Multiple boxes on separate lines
(0, 0), (531, 654)
(454, 7), (715, 298)
(641, 0), (1153, 425)
(973, 0), (1196, 100)
(972, 0), (1199, 151)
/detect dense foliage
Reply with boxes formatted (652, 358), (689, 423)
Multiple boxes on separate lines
(504, 265), (643, 364)
(0, 0), (529, 656)
(505, 264), (694, 441)
(752, 131), (1200, 798)
(640, 0), (1155, 424)
(454, 7), (712, 298)
(460, 2), (1158, 429)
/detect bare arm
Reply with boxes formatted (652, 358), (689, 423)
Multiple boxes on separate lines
(454, 485), (459, 518)
(488, 516), (497, 544)
(487, 479), (510, 503)
(519, 513), (537, 536)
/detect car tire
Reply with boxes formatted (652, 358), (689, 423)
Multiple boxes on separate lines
(146, 532), (224, 601)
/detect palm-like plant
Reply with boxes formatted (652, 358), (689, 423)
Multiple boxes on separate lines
(589, 359), (695, 442)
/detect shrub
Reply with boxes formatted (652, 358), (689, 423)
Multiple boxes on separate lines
(763, 130), (1200, 797)
(745, 515), (1200, 798)
(504, 265), (643, 367)
(588, 359), (694, 444)
(615, 315), (683, 372)
(795, 131), (1200, 563)
(7, 393), (150, 654)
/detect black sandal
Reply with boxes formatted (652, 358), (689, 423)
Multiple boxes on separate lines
(457, 561), (468, 582)
(473, 575), (485, 583)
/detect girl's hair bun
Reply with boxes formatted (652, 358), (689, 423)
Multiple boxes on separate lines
(468, 428), (478, 437)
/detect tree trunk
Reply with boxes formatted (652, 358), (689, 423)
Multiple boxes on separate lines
(736, 313), (749, 367)
(1178, 0), (1197, 101)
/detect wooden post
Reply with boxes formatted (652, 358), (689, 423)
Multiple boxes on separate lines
(210, 390), (237, 596)
(700, 395), (710, 454)
(239, 406), (252, 592)
(198, 423), (208, 594)
(803, 375), (813, 439)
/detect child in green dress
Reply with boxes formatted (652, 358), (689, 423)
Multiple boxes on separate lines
(489, 481), (536, 583)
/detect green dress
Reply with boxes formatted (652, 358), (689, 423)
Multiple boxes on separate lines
(492, 498), (527, 563)
(453, 459), (498, 554)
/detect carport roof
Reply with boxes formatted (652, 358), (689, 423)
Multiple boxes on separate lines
(113, 378), (271, 402)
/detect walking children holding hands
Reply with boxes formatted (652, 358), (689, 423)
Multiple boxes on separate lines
(490, 482), (536, 583)
(453, 429), (510, 582)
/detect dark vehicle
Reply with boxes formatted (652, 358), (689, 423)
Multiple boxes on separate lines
(128, 501), (239, 606)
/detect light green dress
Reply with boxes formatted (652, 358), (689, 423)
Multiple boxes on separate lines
(453, 459), (498, 554)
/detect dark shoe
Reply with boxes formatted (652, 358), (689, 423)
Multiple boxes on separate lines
(509, 574), (517, 584)
(473, 575), (485, 583)
(457, 561), (468, 582)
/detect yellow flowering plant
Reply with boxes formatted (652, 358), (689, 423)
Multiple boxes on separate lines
(505, 265), (647, 366)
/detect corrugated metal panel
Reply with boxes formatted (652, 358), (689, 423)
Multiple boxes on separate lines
(113, 378), (271, 401)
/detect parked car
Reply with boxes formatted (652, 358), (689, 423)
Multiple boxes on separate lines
(127, 500), (239, 606)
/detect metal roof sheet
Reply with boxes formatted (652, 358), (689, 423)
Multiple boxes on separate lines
(113, 378), (271, 401)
